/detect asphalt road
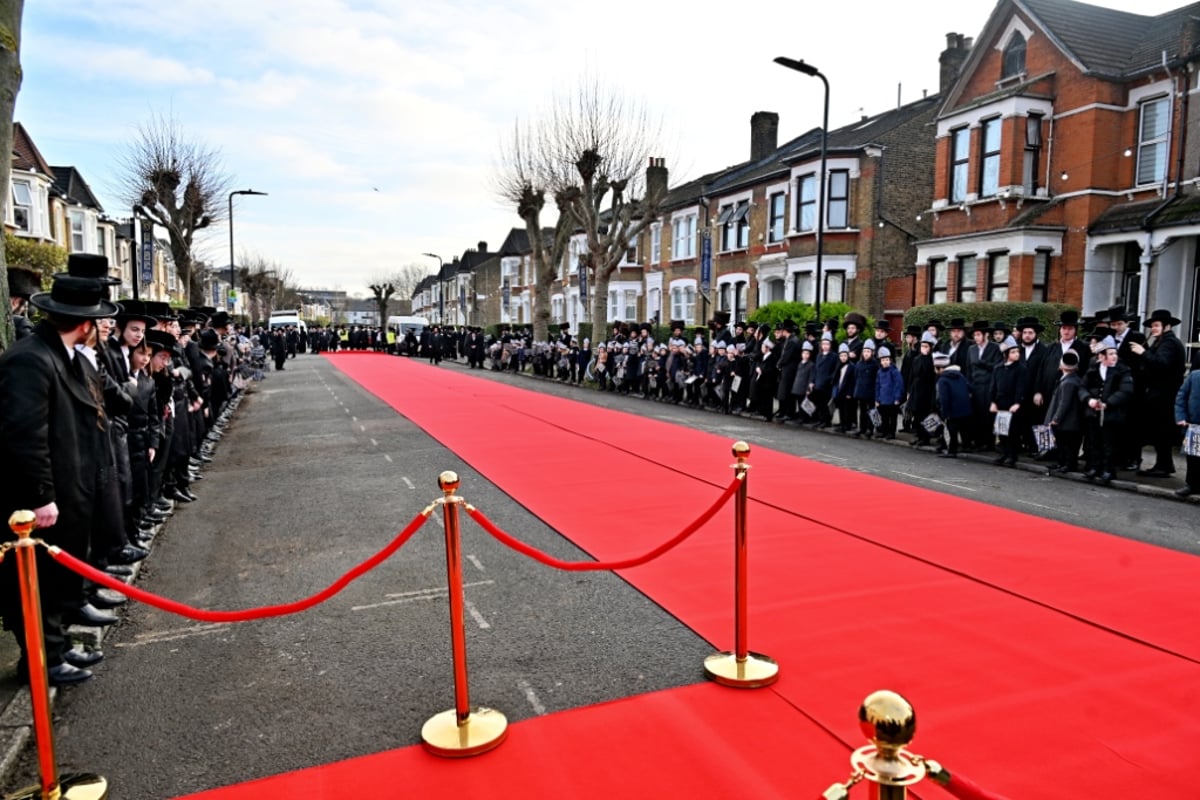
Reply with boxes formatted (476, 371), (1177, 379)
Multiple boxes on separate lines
(8, 352), (1197, 798)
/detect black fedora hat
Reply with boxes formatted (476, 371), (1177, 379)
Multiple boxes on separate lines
(992, 320), (1012, 333)
(115, 298), (157, 326)
(57, 253), (120, 286)
(1106, 305), (1129, 322)
(1014, 316), (1044, 333)
(145, 329), (176, 352)
(209, 311), (232, 328)
(1146, 308), (1181, 327)
(970, 319), (992, 333)
(947, 317), (967, 330)
(29, 275), (120, 319)
(925, 319), (945, 332)
(144, 301), (178, 321)
(904, 324), (921, 336)
(198, 329), (221, 349)
(1055, 309), (1081, 327)
(873, 319), (891, 332)
(6, 266), (42, 299)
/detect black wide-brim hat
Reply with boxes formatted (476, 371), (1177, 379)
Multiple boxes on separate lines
(145, 301), (178, 321)
(1055, 310), (1081, 327)
(873, 319), (891, 331)
(209, 311), (232, 328)
(6, 266), (42, 299)
(115, 298), (157, 326)
(56, 253), (120, 286)
(1147, 308), (1181, 327)
(844, 312), (868, 329)
(146, 329), (176, 352)
(29, 275), (120, 319)
(1014, 316), (1044, 333)
(970, 320), (992, 333)
(925, 319), (945, 331)
(198, 329), (221, 349)
(947, 317), (967, 330)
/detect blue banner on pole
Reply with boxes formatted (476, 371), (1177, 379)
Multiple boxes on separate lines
(140, 239), (154, 285)
(212, 281), (220, 308)
(700, 232), (712, 294)
(502, 277), (510, 312)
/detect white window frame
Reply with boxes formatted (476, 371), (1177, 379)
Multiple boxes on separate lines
(671, 211), (697, 260)
(68, 209), (86, 252)
(10, 179), (32, 232)
(650, 224), (662, 264)
(767, 190), (787, 243)
(1135, 96), (1169, 186)
(669, 278), (697, 323)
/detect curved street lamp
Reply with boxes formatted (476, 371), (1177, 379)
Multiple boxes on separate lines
(774, 57), (829, 321)
(423, 252), (444, 321)
(229, 189), (268, 312)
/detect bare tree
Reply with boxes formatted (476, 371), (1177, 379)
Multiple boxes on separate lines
(119, 112), (230, 305)
(236, 251), (294, 323)
(497, 80), (668, 342)
(367, 278), (396, 325)
(391, 263), (435, 301)
(0, 2), (23, 351)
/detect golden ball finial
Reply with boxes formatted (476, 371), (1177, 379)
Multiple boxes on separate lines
(858, 690), (916, 748)
(732, 441), (751, 459)
(438, 471), (460, 494)
(8, 510), (35, 537)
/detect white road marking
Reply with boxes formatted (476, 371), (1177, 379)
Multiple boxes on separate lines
(517, 679), (547, 715)
(1015, 498), (1078, 516)
(384, 454), (393, 463)
(352, 416), (357, 422)
(818, 454), (848, 461)
(344, 408), (350, 414)
(466, 554), (485, 572)
(360, 425), (365, 432)
(894, 471), (977, 492)
(352, 580), (495, 612)
(401, 476), (415, 490)
(464, 599), (491, 629)
(370, 438), (378, 446)
(115, 623), (229, 648)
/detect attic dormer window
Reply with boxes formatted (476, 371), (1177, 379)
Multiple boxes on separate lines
(1002, 32), (1026, 79)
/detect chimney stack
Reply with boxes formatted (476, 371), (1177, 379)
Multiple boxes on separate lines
(940, 32), (972, 95)
(646, 157), (668, 201)
(750, 111), (779, 161)
(477, 241), (488, 253)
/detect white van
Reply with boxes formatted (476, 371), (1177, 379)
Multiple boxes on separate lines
(269, 310), (307, 334)
(387, 315), (428, 338)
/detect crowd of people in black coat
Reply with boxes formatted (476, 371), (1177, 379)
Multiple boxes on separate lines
(0, 256), (248, 685)
(417, 306), (1197, 495)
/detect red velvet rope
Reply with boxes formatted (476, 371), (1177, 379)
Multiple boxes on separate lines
(44, 510), (432, 623)
(937, 771), (1012, 800)
(467, 476), (743, 571)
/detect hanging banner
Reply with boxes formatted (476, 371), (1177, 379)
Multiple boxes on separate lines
(502, 276), (510, 312)
(140, 238), (154, 285)
(459, 284), (466, 316)
(700, 231), (712, 294)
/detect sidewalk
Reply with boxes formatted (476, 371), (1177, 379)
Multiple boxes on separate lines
(0, 389), (241, 788)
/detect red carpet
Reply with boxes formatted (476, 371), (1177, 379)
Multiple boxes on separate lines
(181, 355), (1200, 798)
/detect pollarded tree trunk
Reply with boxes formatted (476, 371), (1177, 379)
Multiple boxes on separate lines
(0, 2), (24, 351)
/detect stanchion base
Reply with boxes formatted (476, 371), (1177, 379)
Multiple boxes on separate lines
(5, 773), (108, 799)
(703, 651), (779, 688)
(421, 707), (508, 758)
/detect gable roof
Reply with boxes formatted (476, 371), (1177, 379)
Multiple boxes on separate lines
(944, 0), (1200, 114)
(12, 122), (53, 177)
(51, 165), (105, 212)
(496, 226), (554, 256)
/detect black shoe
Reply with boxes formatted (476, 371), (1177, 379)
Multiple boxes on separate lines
(109, 544), (148, 565)
(1175, 486), (1195, 498)
(105, 564), (134, 577)
(170, 489), (196, 503)
(1136, 468), (1173, 478)
(993, 456), (1007, 465)
(88, 588), (127, 609)
(1098, 472), (1114, 485)
(1048, 465), (1067, 474)
(65, 603), (119, 627)
(17, 661), (93, 686)
(63, 648), (104, 668)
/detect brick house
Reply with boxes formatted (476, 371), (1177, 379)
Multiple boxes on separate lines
(914, 0), (1200, 339)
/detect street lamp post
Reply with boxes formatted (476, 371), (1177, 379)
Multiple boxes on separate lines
(422, 252), (443, 323)
(774, 57), (829, 321)
(229, 189), (268, 313)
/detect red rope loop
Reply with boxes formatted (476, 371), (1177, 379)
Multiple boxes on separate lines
(467, 475), (743, 571)
(929, 763), (1012, 800)
(44, 510), (432, 623)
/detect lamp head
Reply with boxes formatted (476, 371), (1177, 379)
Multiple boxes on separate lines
(774, 56), (820, 76)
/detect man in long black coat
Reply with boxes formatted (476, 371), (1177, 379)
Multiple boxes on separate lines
(1128, 309), (1187, 476)
(0, 277), (119, 684)
(774, 320), (800, 420)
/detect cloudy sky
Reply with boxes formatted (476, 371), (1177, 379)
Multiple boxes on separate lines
(16, 0), (1183, 296)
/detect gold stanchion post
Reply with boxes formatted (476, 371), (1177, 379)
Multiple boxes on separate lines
(6, 510), (108, 800)
(704, 441), (779, 688)
(420, 472), (507, 757)
(847, 690), (926, 799)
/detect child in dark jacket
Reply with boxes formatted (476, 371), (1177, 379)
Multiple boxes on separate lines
(853, 341), (880, 438)
(834, 344), (856, 432)
(1044, 350), (1085, 473)
(934, 353), (972, 456)
(874, 346), (904, 439)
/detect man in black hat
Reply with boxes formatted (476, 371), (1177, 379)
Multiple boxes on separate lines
(0, 275), (124, 684)
(709, 310), (732, 345)
(843, 312), (867, 362)
(937, 318), (971, 371)
(966, 320), (1002, 450)
(6, 265), (43, 341)
(774, 319), (800, 420)
(1128, 309), (1186, 476)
